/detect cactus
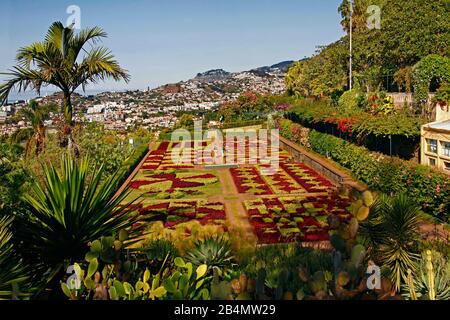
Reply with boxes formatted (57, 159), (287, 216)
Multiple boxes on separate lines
(406, 269), (417, 300)
(350, 244), (366, 269)
(162, 258), (210, 300)
(61, 259), (168, 300)
(426, 250), (436, 300)
(310, 271), (327, 294)
(356, 206), (370, 221)
(210, 267), (230, 300)
(337, 271), (350, 287)
(348, 218), (359, 239)
(362, 191), (374, 207)
(330, 234), (346, 253)
(349, 199), (363, 216)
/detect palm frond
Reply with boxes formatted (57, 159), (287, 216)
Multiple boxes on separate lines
(361, 193), (422, 293)
(69, 26), (108, 62)
(76, 47), (130, 87)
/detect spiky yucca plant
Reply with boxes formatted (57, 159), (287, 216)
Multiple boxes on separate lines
(360, 194), (422, 293)
(185, 236), (234, 270)
(17, 155), (138, 280)
(0, 216), (29, 299)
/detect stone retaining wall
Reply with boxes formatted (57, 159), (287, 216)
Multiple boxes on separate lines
(278, 135), (368, 197)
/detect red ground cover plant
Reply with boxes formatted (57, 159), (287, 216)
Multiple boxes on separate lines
(245, 194), (352, 244)
(135, 200), (227, 230)
(230, 167), (272, 195)
(280, 162), (333, 192)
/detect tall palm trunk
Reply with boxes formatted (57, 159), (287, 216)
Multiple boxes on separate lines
(35, 125), (45, 155)
(61, 92), (73, 150)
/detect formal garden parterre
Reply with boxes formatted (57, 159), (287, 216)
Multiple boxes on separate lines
(126, 138), (353, 246)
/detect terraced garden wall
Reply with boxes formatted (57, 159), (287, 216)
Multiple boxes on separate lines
(278, 135), (367, 197)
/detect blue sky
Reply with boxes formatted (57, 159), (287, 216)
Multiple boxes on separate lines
(1, 0), (344, 95)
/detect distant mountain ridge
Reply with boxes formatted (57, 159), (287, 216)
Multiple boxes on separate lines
(252, 60), (294, 74)
(193, 60), (294, 83)
(195, 69), (231, 81)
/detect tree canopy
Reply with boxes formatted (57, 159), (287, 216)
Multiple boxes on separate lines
(286, 0), (450, 98)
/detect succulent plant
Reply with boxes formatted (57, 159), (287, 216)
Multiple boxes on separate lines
(185, 236), (234, 270)
(403, 250), (450, 300)
(144, 239), (179, 265)
(356, 206), (370, 221)
(362, 191), (374, 207)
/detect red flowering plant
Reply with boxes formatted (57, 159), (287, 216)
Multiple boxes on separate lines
(275, 103), (291, 112)
(336, 117), (354, 136)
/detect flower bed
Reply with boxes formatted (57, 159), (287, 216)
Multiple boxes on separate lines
(259, 164), (305, 194)
(244, 195), (351, 244)
(128, 170), (219, 198)
(230, 167), (272, 195)
(137, 200), (227, 230)
(281, 162), (334, 193)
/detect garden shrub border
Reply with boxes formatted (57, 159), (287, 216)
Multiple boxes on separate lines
(277, 118), (450, 219)
(284, 100), (425, 159)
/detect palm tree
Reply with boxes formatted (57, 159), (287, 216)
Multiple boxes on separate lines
(15, 100), (57, 155)
(0, 21), (130, 147)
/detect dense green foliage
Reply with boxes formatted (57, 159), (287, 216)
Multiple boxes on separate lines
(412, 55), (450, 106)
(278, 118), (450, 219)
(0, 144), (29, 217)
(285, 99), (424, 138)
(286, 0), (450, 100)
(433, 82), (450, 106)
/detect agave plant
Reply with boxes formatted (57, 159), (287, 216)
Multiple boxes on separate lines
(185, 236), (234, 270)
(144, 239), (179, 263)
(17, 155), (138, 281)
(0, 216), (29, 299)
(360, 194), (422, 293)
(402, 250), (450, 300)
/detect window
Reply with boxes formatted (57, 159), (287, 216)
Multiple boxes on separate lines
(429, 158), (437, 166)
(427, 139), (437, 154)
(444, 162), (450, 171)
(442, 141), (450, 157)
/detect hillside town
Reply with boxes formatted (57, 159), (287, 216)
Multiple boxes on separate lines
(0, 62), (290, 136)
